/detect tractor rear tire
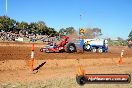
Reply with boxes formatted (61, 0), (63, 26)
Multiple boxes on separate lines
(65, 43), (77, 53)
(59, 49), (65, 53)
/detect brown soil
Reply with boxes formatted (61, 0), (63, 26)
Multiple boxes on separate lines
(0, 42), (132, 87)
(0, 42), (132, 61)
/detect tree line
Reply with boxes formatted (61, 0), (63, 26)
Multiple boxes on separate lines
(1, 15), (132, 43)
(0, 16), (103, 38)
(0, 16), (58, 37)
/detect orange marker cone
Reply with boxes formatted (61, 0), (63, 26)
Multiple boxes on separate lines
(31, 44), (35, 51)
(118, 58), (123, 65)
(118, 49), (124, 65)
(78, 65), (85, 75)
(31, 44), (35, 71)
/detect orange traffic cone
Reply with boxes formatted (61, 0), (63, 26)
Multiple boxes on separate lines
(31, 44), (35, 71)
(118, 58), (123, 65)
(31, 44), (35, 51)
(78, 65), (85, 75)
(118, 49), (124, 65)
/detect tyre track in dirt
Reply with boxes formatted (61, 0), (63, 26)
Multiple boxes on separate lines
(0, 44), (132, 60)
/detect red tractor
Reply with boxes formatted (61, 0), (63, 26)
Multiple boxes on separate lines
(40, 36), (77, 53)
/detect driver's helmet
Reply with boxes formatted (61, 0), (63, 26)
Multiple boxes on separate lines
(50, 41), (53, 46)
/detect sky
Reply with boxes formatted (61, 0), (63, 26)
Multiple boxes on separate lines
(0, 0), (132, 39)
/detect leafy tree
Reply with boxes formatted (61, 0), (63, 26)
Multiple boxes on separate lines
(0, 16), (16, 32)
(65, 27), (75, 35)
(85, 27), (102, 38)
(15, 21), (28, 34)
(59, 28), (66, 35)
(36, 21), (46, 34)
(0, 16), (58, 36)
(92, 28), (102, 38)
(0, 23), (3, 30)
(128, 30), (132, 40)
(47, 27), (57, 36)
(28, 22), (38, 34)
(107, 38), (114, 46)
(117, 37), (126, 46)
(107, 37), (127, 46)
(59, 27), (75, 35)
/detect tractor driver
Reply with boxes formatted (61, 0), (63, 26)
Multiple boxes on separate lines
(49, 41), (57, 48)
(85, 41), (89, 46)
(60, 36), (69, 47)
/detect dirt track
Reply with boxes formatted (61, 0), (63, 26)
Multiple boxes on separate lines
(0, 42), (132, 60)
(0, 42), (132, 88)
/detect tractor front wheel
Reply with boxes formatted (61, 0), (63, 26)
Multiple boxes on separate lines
(83, 44), (91, 51)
